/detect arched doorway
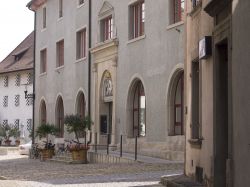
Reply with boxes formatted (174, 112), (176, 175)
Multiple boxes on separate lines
(40, 100), (47, 124)
(127, 79), (146, 138)
(55, 96), (64, 137)
(99, 71), (113, 145)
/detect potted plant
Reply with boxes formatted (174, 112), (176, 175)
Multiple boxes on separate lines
(35, 123), (58, 160)
(9, 127), (21, 146)
(0, 124), (12, 146)
(64, 114), (92, 163)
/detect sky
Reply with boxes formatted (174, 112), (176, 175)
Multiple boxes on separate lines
(0, 0), (34, 62)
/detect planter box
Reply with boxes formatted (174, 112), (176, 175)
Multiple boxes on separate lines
(71, 149), (88, 164)
(40, 149), (55, 161)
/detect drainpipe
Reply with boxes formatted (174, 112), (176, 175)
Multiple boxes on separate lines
(88, 0), (92, 136)
(32, 12), (36, 145)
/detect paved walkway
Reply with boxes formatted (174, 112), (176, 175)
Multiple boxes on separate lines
(0, 151), (183, 187)
(95, 150), (183, 164)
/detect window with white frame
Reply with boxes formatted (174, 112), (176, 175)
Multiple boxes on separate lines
(129, 0), (145, 40)
(27, 73), (32, 85)
(14, 119), (20, 129)
(100, 16), (113, 42)
(3, 76), (8, 87)
(2, 120), (8, 127)
(15, 95), (20, 107)
(76, 29), (86, 60)
(56, 40), (64, 67)
(15, 74), (21, 86)
(27, 119), (32, 131)
(3, 96), (8, 107)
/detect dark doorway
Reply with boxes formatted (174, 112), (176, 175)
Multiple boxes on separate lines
(214, 40), (229, 187)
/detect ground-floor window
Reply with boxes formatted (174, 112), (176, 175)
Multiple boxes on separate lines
(56, 96), (64, 137)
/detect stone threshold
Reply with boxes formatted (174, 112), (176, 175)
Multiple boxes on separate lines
(161, 175), (205, 187)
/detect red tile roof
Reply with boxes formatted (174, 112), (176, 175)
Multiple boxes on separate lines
(0, 31), (34, 74)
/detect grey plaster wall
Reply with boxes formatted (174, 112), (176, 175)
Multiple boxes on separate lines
(91, 0), (184, 143)
(34, 1), (89, 127)
(232, 0), (250, 186)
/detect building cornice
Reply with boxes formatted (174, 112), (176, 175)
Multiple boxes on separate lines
(27, 0), (47, 11)
(204, 0), (231, 17)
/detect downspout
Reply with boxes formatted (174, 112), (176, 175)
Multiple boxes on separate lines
(88, 0), (92, 137)
(88, 0), (92, 119)
(32, 12), (36, 145)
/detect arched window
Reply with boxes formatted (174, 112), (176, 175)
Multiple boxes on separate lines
(56, 96), (64, 137)
(76, 92), (86, 119)
(40, 100), (47, 124)
(133, 80), (146, 137)
(174, 73), (184, 135)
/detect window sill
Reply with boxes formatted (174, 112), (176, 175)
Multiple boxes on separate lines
(167, 21), (184, 30)
(75, 57), (87, 64)
(188, 1), (202, 17)
(77, 3), (85, 9)
(55, 65), (64, 72)
(41, 28), (47, 32)
(57, 17), (63, 22)
(127, 35), (146, 44)
(39, 72), (47, 77)
(188, 138), (203, 148)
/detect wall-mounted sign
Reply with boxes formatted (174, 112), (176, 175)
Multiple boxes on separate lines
(199, 36), (212, 60)
(103, 71), (113, 102)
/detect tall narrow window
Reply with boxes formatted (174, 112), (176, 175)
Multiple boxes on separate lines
(59, 0), (63, 18)
(56, 96), (64, 137)
(40, 49), (47, 74)
(3, 76), (8, 87)
(3, 96), (8, 107)
(100, 16), (113, 42)
(174, 73), (184, 135)
(173, 0), (185, 23)
(15, 95), (20, 107)
(40, 100), (47, 124)
(129, 0), (145, 39)
(14, 119), (20, 129)
(133, 81), (146, 137)
(192, 60), (200, 139)
(76, 29), (86, 60)
(15, 74), (21, 86)
(56, 40), (64, 67)
(43, 7), (46, 29)
(79, 0), (85, 6)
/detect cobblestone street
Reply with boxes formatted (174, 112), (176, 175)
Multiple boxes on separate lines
(0, 153), (183, 187)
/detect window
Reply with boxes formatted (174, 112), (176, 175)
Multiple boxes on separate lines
(43, 7), (46, 29)
(129, 0), (145, 39)
(133, 80), (146, 137)
(76, 29), (86, 60)
(3, 76), (8, 87)
(100, 16), (113, 42)
(14, 119), (20, 129)
(15, 74), (21, 86)
(15, 95), (20, 107)
(59, 0), (63, 18)
(26, 97), (33, 106)
(27, 73), (32, 85)
(56, 96), (64, 137)
(191, 60), (200, 139)
(3, 96), (8, 107)
(40, 100), (47, 124)
(27, 119), (32, 132)
(56, 40), (64, 67)
(2, 120), (8, 127)
(79, 0), (84, 6)
(192, 0), (201, 8)
(40, 49), (47, 74)
(174, 0), (185, 23)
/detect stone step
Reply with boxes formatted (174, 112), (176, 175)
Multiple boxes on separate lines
(161, 175), (205, 187)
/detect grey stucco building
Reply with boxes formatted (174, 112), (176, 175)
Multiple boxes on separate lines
(28, 0), (185, 161)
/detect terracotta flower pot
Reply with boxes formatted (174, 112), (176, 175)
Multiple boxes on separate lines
(71, 149), (88, 163)
(4, 140), (11, 146)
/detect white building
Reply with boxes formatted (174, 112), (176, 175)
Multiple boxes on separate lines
(0, 32), (34, 144)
